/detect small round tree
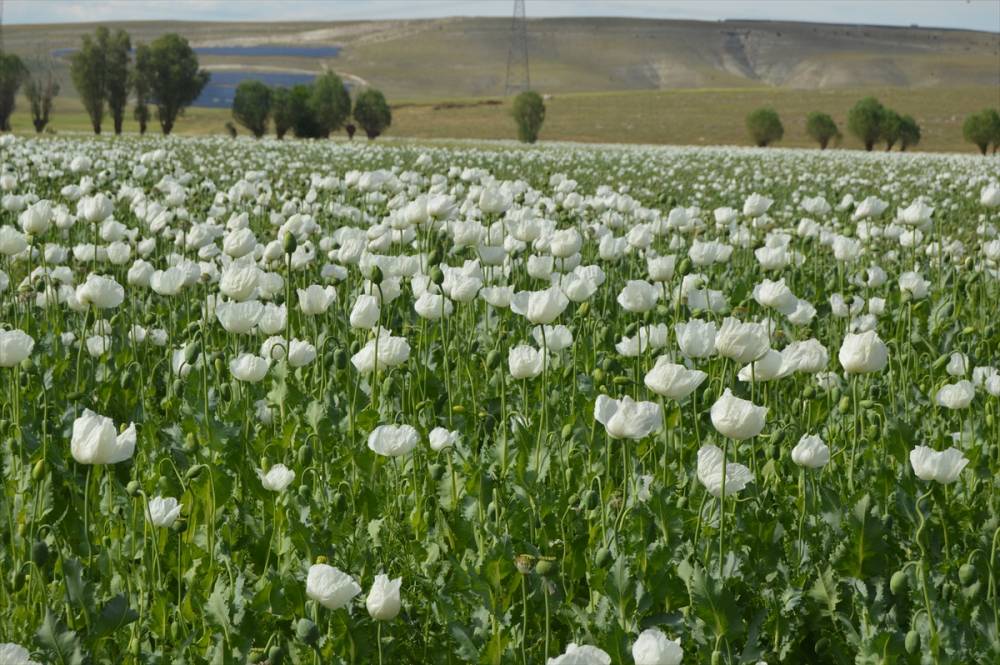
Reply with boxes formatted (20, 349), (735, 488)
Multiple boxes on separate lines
(746, 107), (783, 147)
(963, 109), (1000, 155)
(353, 88), (391, 140)
(898, 114), (921, 152)
(289, 84), (322, 139)
(232, 80), (272, 138)
(847, 97), (884, 151)
(271, 87), (292, 140)
(310, 71), (351, 138)
(805, 111), (838, 150)
(0, 52), (29, 132)
(881, 108), (902, 151)
(511, 90), (545, 143)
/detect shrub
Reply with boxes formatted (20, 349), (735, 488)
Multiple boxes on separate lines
(746, 107), (783, 147)
(232, 80), (272, 138)
(847, 97), (884, 151)
(353, 88), (392, 140)
(805, 112), (839, 150)
(963, 109), (1000, 155)
(511, 91), (546, 143)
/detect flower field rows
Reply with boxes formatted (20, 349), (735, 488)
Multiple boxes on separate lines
(0, 135), (999, 664)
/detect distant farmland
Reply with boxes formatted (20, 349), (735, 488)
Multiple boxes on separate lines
(4, 17), (997, 151)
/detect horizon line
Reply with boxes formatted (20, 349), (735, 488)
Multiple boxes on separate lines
(4, 15), (999, 35)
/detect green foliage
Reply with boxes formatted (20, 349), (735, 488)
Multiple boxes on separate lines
(962, 108), (1000, 155)
(271, 87), (293, 139)
(24, 67), (60, 134)
(0, 136), (996, 664)
(805, 111), (839, 149)
(745, 107), (784, 147)
(131, 44), (153, 135)
(353, 88), (392, 140)
(881, 108), (903, 151)
(232, 80), (272, 138)
(0, 51), (29, 132)
(310, 71), (351, 138)
(847, 96), (885, 151)
(511, 90), (546, 143)
(288, 84), (323, 138)
(898, 114), (921, 151)
(145, 33), (210, 135)
(105, 29), (132, 135)
(70, 27), (110, 135)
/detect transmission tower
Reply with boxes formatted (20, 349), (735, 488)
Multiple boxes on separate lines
(504, 0), (530, 96)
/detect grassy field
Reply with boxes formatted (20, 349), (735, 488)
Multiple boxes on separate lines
(9, 85), (997, 153)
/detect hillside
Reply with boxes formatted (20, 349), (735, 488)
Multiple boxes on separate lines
(3, 17), (998, 101)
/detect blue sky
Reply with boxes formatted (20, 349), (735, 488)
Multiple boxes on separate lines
(5, 0), (999, 31)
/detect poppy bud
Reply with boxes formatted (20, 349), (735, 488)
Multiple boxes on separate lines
(890, 570), (907, 594)
(296, 618), (319, 646)
(126, 480), (142, 496)
(283, 232), (297, 255)
(905, 630), (919, 654)
(429, 266), (444, 285)
(370, 265), (384, 285)
(959, 564), (975, 586)
(535, 558), (557, 577)
(31, 459), (45, 481)
(31, 540), (49, 568)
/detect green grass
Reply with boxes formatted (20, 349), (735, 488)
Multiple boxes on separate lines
(10, 85), (996, 153)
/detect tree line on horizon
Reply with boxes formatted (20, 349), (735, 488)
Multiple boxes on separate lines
(0, 27), (209, 136)
(228, 76), (392, 141)
(746, 97), (1000, 154)
(746, 97), (922, 151)
(2, 35), (1000, 153)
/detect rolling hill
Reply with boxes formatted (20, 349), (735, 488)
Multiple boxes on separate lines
(2, 17), (998, 150)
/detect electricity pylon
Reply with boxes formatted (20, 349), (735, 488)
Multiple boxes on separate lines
(504, 0), (530, 96)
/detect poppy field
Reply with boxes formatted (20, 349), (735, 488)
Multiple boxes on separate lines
(0, 134), (998, 664)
